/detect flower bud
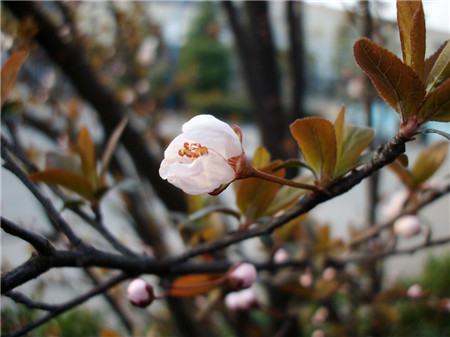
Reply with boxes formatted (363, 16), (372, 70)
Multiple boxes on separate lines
(127, 278), (155, 308)
(394, 215), (421, 238)
(311, 330), (326, 337)
(299, 270), (313, 288)
(312, 306), (329, 325)
(322, 267), (336, 281)
(407, 284), (423, 299)
(273, 248), (289, 264)
(225, 288), (257, 311)
(228, 263), (257, 289)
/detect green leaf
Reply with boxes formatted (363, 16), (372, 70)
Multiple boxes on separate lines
(1, 51), (28, 105)
(419, 79), (450, 122)
(424, 40), (448, 81)
(333, 107), (374, 178)
(426, 41), (450, 92)
(388, 157), (414, 188)
(411, 141), (449, 187)
(397, 0), (426, 80)
(353, 38), (426, 118)
(30, 169), (95, 200)
(289, 117), (336, 182)
(264, 177), (311, 216)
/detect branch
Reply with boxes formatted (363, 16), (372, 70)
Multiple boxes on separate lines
(4, 273), (128, 337)
(4, 291), (58, 311)
(166, 134), (409, 265)
(1, 145), (84, 248)
(350, 183), (450, 246)
(1, 217), (55, 256)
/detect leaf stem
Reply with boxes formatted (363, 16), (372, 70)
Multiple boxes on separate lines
(251, 169), (323, 193)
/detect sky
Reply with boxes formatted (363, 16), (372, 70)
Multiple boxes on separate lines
(304, 0), (450, 33)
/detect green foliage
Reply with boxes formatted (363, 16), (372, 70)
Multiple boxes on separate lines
(421, 254), (450, 297)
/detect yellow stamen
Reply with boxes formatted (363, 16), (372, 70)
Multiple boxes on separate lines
(178, 142), (208, 159)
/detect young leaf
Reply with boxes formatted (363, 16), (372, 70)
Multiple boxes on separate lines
(418, 79), (450, 122)
(251, 146), (271, 169)
(264, 177), (310, 216)
(424, 40), (448, 81)
(1, 51), (28, 105)
(397, 0), (425, 80)
(333, 107), (374, 178)
(425, 41), (450, 92)
(168, 274), (223, 297)
(411, 141), (449, 187)
(30, 169), (94, 199)
(353, 38), (426, 118)
(388, 158), (414, 188)
(99, 114), (129, 181)
(290, 117), (336, 182)
(236, 160), (285, 222)
(76, 127), (97, 186)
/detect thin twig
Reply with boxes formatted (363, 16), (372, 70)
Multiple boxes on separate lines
(4, 291), (58, 311)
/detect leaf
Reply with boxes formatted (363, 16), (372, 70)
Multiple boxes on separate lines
(168, 274), (223, 297)
(251, 146), (271, 169)
(333, 107), (374, 178)
(235, 160), (285, 222)
(397, 0), (425, 80)
(1, 51), (28, 105)
(265, 177), (310, 216)
(76, 127), (97, 187)
(30, 169), (94, 199)
(45, 152), (82, 174)
(99, 114), (129, 181)
(290, 117), (336, 182)
(411, 141), (449, 187)
(424, 40), (448, 81)
(388, 158), (413, 188)
(353, 38), (426, 118)
(100, 328), (123, 337)
(419, 79), (450, 122)
(426, 41), (450, 92)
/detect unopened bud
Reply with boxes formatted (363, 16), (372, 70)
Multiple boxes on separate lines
(311, 330), (326, 337)
(127, 278), (155, 308)
(228, 263), (257, 289)
(407, 284), (423, 299)
(225, 288), (257, 311)
(274, 248), (289, 264)
(299, 270), (313, 288)
(312, 306), (329, 325)
(394, 215), (421, 238)
(322, 267), (336, 281)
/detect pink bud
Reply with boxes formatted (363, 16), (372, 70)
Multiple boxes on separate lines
(394, 215), (421, 238)
(322, 267), (336, 281)
(407, 284), (423, 299)
(127, 278), (155, 308)
(274, 248), (289, 264)
(225, 288), (257, 311)
(299, 271), (313, 288)
(228, 263), (257, 289)
(312, 307), (329, 325)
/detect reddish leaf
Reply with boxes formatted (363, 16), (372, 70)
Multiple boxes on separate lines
(30, 169), (94, 199)
(353, 38), (426, 118)
(168, 274), (224, 297)
(290, 117), (336, 182)
(419, 79), (450, 122)
(76, 127), (97, 186)
(397, 0), (426, 79)
(1, 51), (28, 105)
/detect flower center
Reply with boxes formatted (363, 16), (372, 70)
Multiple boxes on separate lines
(178, 142), (208, 159)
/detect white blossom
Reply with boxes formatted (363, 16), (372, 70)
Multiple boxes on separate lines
(225, 287), (257, 311)
(160, 114), (243, 194)
(394, 215), (421, 238)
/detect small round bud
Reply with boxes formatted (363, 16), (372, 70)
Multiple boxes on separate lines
(228, 263), (257, 289)
(299, 271), (313, 288)
(273, 248), (289, 264)
(127, 278), (155, 308)
(407, 284), (423, 299)
(312, 306), (329, 325)
(322, 267), (336, 281)
(311, 330), (326, 337)
(225, 288), (257, 311)
(394, 215), (421, 238)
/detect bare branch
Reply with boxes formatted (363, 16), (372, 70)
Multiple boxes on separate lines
(4, 291), (58, 311)
(1, 217), (55, 256)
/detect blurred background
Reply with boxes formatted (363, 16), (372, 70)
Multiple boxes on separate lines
(1, 1), (449, 336)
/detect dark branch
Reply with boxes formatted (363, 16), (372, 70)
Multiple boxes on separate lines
(4, 273), (128, 337)
(4, 291), (58, 311)
(1, 217), (55, 256)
